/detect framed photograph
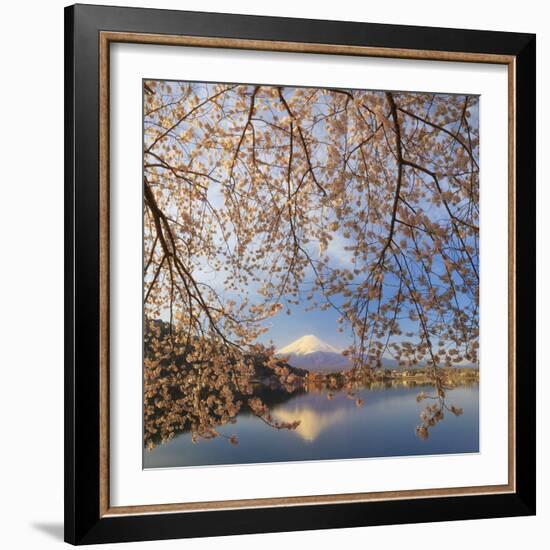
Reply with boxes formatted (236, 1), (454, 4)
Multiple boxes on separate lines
(64, 4), (536, 545)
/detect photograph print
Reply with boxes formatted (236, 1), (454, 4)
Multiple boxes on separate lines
(142, 79), (480, 469)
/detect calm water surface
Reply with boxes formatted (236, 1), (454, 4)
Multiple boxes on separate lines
(144, 383), (479, 468)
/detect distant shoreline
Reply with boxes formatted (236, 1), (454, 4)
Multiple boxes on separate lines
(304, 366), (479, 383)
(255, 363), (479, 392)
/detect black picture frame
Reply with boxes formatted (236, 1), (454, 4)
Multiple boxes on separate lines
(65, 3), (536, 545)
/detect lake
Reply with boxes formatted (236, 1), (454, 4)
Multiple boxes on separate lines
(143, 382), (479, 469)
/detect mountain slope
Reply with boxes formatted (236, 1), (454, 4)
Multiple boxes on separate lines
(276, 335), (351, 373)
(277, 334), (340, 355)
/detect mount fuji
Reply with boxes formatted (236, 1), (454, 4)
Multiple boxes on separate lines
(276, 335), (351, 373)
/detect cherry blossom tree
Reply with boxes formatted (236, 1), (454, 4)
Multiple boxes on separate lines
(143, 80), (479, 447)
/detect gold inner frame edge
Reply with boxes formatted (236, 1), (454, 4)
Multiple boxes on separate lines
(98, 31), (517, 517)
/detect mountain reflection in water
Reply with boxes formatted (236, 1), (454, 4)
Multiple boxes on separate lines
(144, 382), (479, 469)
(273, 405), (347, 442)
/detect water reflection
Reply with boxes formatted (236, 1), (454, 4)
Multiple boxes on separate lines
(144, 381), (479, 469)
(273, 405), (347, 442)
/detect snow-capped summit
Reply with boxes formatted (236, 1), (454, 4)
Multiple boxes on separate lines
(276, 335), (350, 373)
(277, 334), (340, 355)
